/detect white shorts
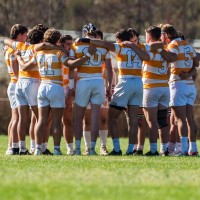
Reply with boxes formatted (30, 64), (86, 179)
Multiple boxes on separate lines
(143, 87), (170, 108)
(169, 81), (197, 106)
(16, 78), (40, 107)
(110, 78), (143, 107)
(86, 99), (109, 109)
(75, 79), (105, 107)
(37, 83), (65, 108)
(7, 82), (18, 109)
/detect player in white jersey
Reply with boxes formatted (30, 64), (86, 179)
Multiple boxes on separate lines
(16, 28), (96, 155)
(79, 29), (150, 155)
(71, 23), (113, 155)
(161, 24), (199, 156)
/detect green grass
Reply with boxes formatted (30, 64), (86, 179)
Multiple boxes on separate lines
(0, 136), (200, 200)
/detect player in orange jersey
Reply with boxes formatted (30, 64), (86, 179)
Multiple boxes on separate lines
(16, 28), (96, 155)
(82, 29), (113, 156)
(161, 25), (199, 156)
(4, 24), (28, 155)
(71, 23), (113, 155)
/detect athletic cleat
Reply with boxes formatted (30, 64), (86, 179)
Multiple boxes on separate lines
(42, 149), (53, 155)
(188, 152), (199, 156)
(30, 148), (35, 155)
(54, 148), (62, 155)
(109, 149), (122, 156)
(83, 148), (90, 156)
(19, 149), (31, 155)
(124, 151), (134, 156)
(99, 147), (109, 156)
(67, 149), (74, 156)
(6, 148), (13, 155)
(160, 150), (169, 156)
(34, 148), (42, 155)
(12, 148), (19, 155)
(133, 150), (143, 156)
(74, 149), (81, 155)
(171, 151), (188, 157)
(90, 147), (98, 155)
(144, 151), (159, 156)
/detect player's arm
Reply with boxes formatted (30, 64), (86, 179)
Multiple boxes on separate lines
(122, 41), (150, 61)
(4, 38), (14, 47)
(77, 38), (115, 52)
(149, 41), (164, 51)
(105, 58), (113, 100)
(15, 51), (36, 71)
(159, 49), (177, 62)
(34, 42), (68, 54)
(64, 46), (96, 69)
(11, 59), (19, 78)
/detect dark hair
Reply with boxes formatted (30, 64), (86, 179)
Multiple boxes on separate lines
(96, 30), (103, 39)
(115, 29), (131, 42)
(32, 24), (49, 34)
(177, 31), (185, 40)
(59, 34), (73, 44)
(10, 24), (28, 39)
(161, 24), (178, 40)
(27, 29), (44, 44)
(127, 28), (139, 38)
(145, 25), (161, 41)
(44, 29), (61, 44)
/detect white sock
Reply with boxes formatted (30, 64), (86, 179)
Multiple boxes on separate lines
(113, 138), (120, 152)
(30, 140), (35, 149)
(99, 130), (108, 147)
(66, 143), (73, 151)
(42, 143), (46, 152)
(133, 144), (137, 150)
(150, 143), (157, 153)
(83, 131), (91, 148)
(75, 140), (81, 150)
(168, 142), (175, 153)
(160, 143), (168, 152)
(137, 145), (144, 151)
(36, 144), (42, 150)
(12, 143), (19, 148)
(19, 141), (26, 150)
(180, 137), (188, 154)
(189, 142), (197, 153)
(45, 142), (48, 148)
(174, 142), (181, 153)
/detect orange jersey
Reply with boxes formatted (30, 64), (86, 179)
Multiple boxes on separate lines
(70, 43), (110, 79)
(114, 43), (148, 78)
(167, 38), (196, 83)
(31, 50), (68, 85)
(4, 47), (17, 83)
(142, 46), (169, 89)
(12, 41), (40, 79)
(63, 65), (69, 86)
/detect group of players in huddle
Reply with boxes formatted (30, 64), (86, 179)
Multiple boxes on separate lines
(4, 22), (199, 156)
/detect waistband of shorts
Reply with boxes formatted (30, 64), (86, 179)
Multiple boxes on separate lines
(18, 77), (40, 82)
(41, 80), (63, 86)
(78, 77), (103, 81)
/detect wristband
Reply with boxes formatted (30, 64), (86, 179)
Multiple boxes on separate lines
(69, 79), (74, 89)
(86, 52), (91, 57)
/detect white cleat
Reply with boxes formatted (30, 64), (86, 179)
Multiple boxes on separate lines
(34, 148), (42, 156)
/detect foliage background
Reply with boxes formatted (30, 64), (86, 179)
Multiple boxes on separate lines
(0, 0), (200, 135)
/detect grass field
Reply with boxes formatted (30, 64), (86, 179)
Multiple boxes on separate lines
(0, 135), (200, 200)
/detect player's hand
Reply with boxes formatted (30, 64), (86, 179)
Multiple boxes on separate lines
(88, 46), (96, 56)
(14, 50), (21, 58)
(106, 87), (112, 102)
(75, 38), (90, 44)
(2, 45), (8, 56)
